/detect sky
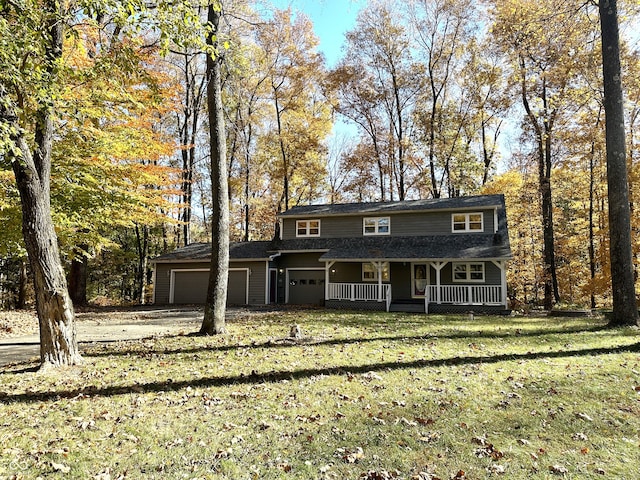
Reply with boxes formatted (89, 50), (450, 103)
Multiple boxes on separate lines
(269, 0), (364, 67)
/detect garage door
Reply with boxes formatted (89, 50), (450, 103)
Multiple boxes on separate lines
(171, 270), (247, 305)
(288, 270), (325, 305)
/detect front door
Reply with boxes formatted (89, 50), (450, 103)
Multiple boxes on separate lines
(412, 263), (428, 298)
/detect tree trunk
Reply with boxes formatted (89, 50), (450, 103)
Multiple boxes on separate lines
(12, 142), (81, 366)
(1, 1), (81, 367)
(599, 0), (639, 326)
(135, 225), (149, 304)
(589, 141), (597, 310)
(201, 3), (229, 335)
(17, 259), (28, 309)
(68, 248), (88, 307)
(520, 58), (560, 310)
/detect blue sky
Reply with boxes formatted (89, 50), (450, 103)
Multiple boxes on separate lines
(269, 0), (364, 67)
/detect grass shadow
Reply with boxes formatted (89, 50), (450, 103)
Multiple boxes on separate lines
(78, 323), (610, 360)
(2, 340), (638, 405)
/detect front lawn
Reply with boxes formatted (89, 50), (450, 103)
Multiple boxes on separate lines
(1, 311), (638, 479)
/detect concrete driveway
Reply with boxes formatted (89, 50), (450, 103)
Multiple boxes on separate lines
(0, 307), (208, 367)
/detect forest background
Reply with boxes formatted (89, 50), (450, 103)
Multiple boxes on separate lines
(1, 0), (639, 312)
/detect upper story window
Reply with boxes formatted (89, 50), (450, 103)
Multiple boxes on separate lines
(363, 216), (390, 235)
(452, 212), (483, 232)
(296, 219), (320, 237)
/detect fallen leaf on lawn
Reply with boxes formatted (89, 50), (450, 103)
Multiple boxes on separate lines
(416, 417), (435, 426)
(451, 470), (466, 480)
(362, 372), (383, 381)
(360, 469), (401, 479)
(336, 446), (365, 464)
(396, 417), (417, 427)
(594, 468), (606, 475)
(487, 464), (506, 475)
(575, 412), (593, 422)
(411, 470), (441, 480)
(418, 432), (441, 443)
(213, 448), (232, 459)
(549, 465), (568, 475)
(94, 469), (111, 480)
(278, 462), (292, 472)
(122, 433), (139, 443)
(52, 461), (71, 473)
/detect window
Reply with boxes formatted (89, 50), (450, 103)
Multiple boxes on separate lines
(363, 217), (390, 235)
(362, 262), (390, 282)
(296, 219), (320, 237)
(452, 212), (483, 232)
(452, 262), (485, 282)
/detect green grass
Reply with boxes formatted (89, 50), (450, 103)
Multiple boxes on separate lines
(1, 311), (639, 479)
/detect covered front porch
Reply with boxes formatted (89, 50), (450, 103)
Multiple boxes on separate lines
(323, 260), (509, 313)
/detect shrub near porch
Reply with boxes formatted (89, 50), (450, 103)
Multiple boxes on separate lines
(0, 311), (638, 479)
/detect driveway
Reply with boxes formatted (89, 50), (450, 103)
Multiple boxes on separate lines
(0, 307), (211, 367)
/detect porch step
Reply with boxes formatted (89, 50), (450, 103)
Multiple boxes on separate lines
(389, 301), (425, 313)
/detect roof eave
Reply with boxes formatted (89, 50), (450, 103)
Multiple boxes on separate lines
(278, 203), (503, 220)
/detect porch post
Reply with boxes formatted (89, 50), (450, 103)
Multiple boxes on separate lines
(493, 260), (508, 309)
(376, 261), (383, 302)
(432, 262), (445, 304)
(326, 261), (335, 301)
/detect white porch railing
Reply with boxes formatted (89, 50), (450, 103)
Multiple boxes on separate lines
(427, 285), (502, 305)
(328, 283), (392, 311)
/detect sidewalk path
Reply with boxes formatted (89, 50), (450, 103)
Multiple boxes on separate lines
(0, 307), (208, 367)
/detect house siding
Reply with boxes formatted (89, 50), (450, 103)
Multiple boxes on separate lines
(281, 208), (496, 240)
(277, 252), (325, 269)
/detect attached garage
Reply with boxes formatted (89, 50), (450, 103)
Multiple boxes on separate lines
(151, 242), (273, 306)
(287, 269), (325, 305)
(170, 269), (248, 305)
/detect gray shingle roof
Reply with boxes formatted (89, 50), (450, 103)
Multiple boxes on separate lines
(151, 241), (274, 263)
(271, 234), (511, 261)
(277, 194), (505, 218)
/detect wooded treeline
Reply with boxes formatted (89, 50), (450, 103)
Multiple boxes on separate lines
(1, 0), (639, 311)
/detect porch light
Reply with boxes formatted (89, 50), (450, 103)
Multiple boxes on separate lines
(330, 268), (336, 275)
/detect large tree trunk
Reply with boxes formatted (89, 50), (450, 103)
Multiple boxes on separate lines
(1, 1), (81, 367)
(599, 0), (639, 326)
(11, 132), (81, 366)
(16, 169), (81, 366)
(200, 3), (229, 335)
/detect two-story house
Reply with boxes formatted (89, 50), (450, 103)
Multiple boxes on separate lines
(151, 194), (512, 313)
